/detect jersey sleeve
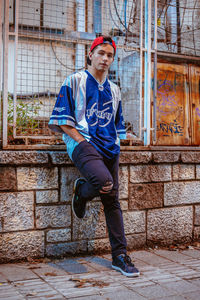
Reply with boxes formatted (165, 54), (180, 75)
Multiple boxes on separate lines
(48, 78), (76, 133)
(115, 90), (127, 140)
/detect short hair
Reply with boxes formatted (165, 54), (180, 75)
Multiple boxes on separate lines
(87, 35), (115, 66)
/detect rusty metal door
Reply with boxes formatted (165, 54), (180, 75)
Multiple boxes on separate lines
(153, 63), (190, 145)
(190, 65), (200, 145)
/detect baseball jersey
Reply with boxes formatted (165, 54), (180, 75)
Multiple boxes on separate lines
(48, 70), (126, 160)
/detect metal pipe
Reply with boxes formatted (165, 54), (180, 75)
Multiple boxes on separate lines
(153, 0), (157, 142)
(139, 0), (143, 140)
(13, 0), (19, 138)
(2, 0), (9, 148)
(144, 0), (151, 145)
(75, 0), (85, 71)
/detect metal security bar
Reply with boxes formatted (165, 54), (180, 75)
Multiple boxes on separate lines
(1, 0), (145, 149)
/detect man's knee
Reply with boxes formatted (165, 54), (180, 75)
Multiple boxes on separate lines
(99, 180), (113, 194)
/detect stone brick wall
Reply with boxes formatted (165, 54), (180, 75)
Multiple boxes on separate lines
(0, 150), (200, 262)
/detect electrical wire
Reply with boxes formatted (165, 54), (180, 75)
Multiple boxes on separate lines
(50, 42), (85, 71)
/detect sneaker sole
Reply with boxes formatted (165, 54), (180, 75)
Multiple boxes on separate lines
(72, 178), (86, 219)
(72, 178), (81, 219)
(112, 264), (140, 277)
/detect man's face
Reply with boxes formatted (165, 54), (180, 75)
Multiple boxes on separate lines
(89, 43), (114, 72)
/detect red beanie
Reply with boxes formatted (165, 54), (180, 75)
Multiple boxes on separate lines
(90, 36), (116, 55)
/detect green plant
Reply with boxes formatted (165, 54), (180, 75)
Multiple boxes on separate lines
(7, 93), (42, 139)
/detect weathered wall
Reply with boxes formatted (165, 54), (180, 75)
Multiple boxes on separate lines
(0, 150), (200, 263)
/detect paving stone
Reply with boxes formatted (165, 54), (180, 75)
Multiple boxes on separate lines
(30, 263), (68, 278)
(51, 260), (95, 274)
(132, 250), (171, 266)
(180, 249), (200, 259)
(160, 279), (200, 294)
(164, 181), (200, 206)
(132, 283), (177, 299)
(0, 264), (38, 281)
(73, 288), (147, 300)
(153, 296), (187, 300)
(81, 256), (112, 271)
(153, 249), (193, 263)
(182, 291), (200, 300)
(17, 167), (58, 190)
(0, 283), (25, 300)
(0, 191), (34, 231)
(14, 278), (64, 299)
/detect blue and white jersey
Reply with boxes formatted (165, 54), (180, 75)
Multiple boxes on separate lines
(48, 70), (126, 159)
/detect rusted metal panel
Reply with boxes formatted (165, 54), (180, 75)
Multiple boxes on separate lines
(190, 65), (200, 145)
(153, 63), (190, 145)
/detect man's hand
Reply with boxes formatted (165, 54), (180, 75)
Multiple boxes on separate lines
(60, 125), (85, 144)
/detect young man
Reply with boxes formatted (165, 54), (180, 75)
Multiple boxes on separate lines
(48, 36), (140, 277)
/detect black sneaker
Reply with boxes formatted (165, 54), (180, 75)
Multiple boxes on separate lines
(112, 254), (140, 277)
(72, 178), (87, 219)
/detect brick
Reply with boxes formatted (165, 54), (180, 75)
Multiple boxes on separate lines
(120, 152), (152, 164)
(130, 165), (171, 183)
(60, 167), (80, 202)
(36, 205), (71, 229)
(181, 152), (200, 163)
(36, 190), (58, 204)
(147, 206), (193, 245)
(72, 202), (107, 240)
(0, 151), (48, 164)
(126, 233), (146, 250)
(119, 166), (128, 199)
(129, 183), (163, 209)
(17, 167), (58, 190)
(153, 152), (180, 163)
(120, 200), (128, 211)
(123, 211), (146, 234)
(0, 231), (44, 263)
(173, 164), (195, 180)
(46, 241), (87, 257)
(195, 205), (200, 226)
(46, 228), (71, 242)
(194, 226), (200, 240)
(164, 181), (200, 206)
(0, 192), (34, 232)
(88, 238), (111, 253)
(196, 165), (200, 179)
(0, 167), (16, 190)
(49, 151), (71, 164)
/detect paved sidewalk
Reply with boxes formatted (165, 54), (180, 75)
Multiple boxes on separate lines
(0, 247), (200, 300)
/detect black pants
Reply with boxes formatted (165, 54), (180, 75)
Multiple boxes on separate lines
(72, 140), (127, 258)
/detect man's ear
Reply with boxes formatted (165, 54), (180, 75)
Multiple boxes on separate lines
(88, 51), (93, 60)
